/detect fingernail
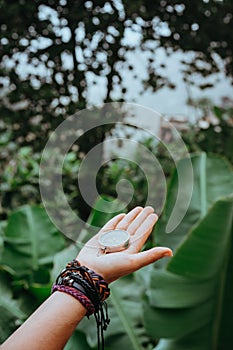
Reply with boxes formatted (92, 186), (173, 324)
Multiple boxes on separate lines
(163, 251), (173, 257)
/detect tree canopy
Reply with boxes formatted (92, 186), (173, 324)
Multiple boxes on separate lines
(0, 0), (232, 218)
(0, 1), (232, 144)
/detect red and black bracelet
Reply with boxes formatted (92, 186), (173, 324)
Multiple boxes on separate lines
(52, 284), (95, 316)
(52, 259), (110, 350)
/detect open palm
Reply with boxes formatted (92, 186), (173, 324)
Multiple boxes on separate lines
(77, 206), (172, 283)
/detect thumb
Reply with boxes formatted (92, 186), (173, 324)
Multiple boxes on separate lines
(133, 247), (173, 270)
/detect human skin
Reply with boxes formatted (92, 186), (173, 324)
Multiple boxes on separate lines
(1, 206), (172, 350)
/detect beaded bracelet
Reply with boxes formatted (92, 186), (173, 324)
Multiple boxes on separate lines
(52, 259), (110, 350)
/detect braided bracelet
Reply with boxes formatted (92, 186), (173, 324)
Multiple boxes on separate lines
(52, 284), (95, 316)
(52, 260), (110, 350)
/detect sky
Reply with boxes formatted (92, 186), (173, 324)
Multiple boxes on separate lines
(88, 47), (233, 121)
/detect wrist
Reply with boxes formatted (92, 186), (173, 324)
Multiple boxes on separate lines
(52, 259), (111, 350)
(75, 256), (110, 284)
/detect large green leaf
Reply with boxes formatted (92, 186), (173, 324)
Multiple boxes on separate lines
(217, 223), (233, 349)
(0, 221), (6, 257)
(64, 330), (92, 350)
(27, 283), (52, 304)
(0, 274), (26, 342)
(143, 154), (233, 350)
(0, 205), (65, 277)
(145, 197), (233, 348)
(154, 153), (233, 263)
(167, 198), (233, 279)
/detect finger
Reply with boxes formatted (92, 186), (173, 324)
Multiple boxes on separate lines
(127, 206), (155, 235)
(116, 206), (143, 230)
(127, 213), (158, 253)
(100, 213), (127, 233)
(81, 213), (126, 250)
(132, 247), (173, 270)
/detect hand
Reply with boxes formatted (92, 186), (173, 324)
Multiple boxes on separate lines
(77, 206), (172, 283)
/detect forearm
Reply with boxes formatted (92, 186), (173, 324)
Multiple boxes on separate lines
(1, 207), (172, 350)
(1, 292), (86, 350)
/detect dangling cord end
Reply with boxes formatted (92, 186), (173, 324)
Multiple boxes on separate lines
(102, 301), (110, 330)
(94, 302), (110, 350)
(94, 312), (101, 350)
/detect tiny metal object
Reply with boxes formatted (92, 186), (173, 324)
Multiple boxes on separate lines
(98, 229), (130, 253)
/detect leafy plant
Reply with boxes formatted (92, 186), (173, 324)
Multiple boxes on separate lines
(143, 153), (233, 350)
(182, 98), (233, 164)
(0, 146), (41, 218)
(0, 144), (82, 219)
(1, 205), (65, 278)
(0, 205), (66, 341)
(0, 274), (26, 342)
(1, 153), (232, 350)
(98, 159), (149, 210)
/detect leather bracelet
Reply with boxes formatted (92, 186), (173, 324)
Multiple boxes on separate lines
(52, 260), (110, 350)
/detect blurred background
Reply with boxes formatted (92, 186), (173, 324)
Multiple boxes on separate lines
(0, 1), (233, 350)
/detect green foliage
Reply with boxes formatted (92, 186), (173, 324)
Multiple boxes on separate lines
(0, 205), (67, 342)
(0, 145), (41, 218)
(0, 153), (233, 349)
(143, 154), (233, 350)
(0, 1), (232, 347)
(0, 274), (26, 342)
(0, 142), (82, 219)
(0, 105), (124, 221)
(1, 205), (65, 277)
(1, 0), (232, 222)
(98, 159), (149, 210)
(154, 153), (233, 255)
(182, 98), (233, 164)
(64, 331), (92, 350)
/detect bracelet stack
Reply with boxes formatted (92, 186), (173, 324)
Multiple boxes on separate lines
(52, 259), (110, 350)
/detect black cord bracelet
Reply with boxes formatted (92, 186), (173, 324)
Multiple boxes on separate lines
(52, 259), (110, 350)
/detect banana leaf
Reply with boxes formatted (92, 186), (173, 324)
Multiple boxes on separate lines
(144, 154), (233, 350)
(0, 274), (26, 342)
(64, 330), (92, 350)
(0, 205), (65, 277)
(154, 153), (233, 263)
